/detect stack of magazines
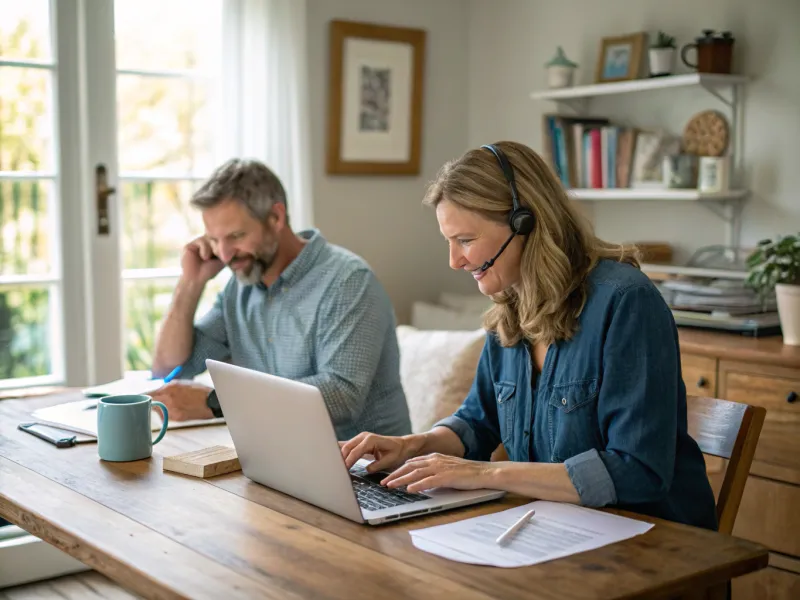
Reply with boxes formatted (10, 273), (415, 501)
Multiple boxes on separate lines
(655, 278), (781, 336)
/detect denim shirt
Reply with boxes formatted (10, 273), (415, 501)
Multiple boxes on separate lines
(436, 259), (718, 530)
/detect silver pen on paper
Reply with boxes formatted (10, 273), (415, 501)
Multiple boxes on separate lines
(495, 509), (536, 545)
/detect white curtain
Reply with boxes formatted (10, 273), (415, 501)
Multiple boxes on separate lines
(222, 0), (314, 230)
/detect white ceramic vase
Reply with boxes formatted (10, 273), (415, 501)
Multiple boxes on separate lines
(776, 283), (800, 345)
(648, 48), (675, 77)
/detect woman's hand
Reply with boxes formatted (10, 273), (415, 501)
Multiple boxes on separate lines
(340, 432), (424, 472)
(381, 453), (495, 494)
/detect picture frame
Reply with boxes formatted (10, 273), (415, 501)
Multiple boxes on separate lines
(595, 32), (646, 83)
(326, 20), (427, 175)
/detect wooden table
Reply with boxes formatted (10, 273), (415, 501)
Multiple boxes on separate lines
(0, 393), (768, 599)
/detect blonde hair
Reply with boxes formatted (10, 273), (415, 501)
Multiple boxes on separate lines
(423, 141), (640, 348)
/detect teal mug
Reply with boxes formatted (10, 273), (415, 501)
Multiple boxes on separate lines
(97, 394), (169, 462)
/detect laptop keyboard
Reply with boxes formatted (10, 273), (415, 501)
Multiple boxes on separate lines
(349, 464), (429, 511)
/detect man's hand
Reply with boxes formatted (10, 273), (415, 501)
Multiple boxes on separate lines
(150, 381), (214, 421)
(181, 236), (224, 284)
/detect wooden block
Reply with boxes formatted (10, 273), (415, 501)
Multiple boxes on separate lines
(162, 445), (241, 478)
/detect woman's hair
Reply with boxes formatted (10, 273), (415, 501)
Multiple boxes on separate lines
(422, 140), (640, 348)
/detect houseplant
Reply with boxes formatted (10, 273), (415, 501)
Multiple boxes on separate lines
(649, 31), (676, 77)
(746, 234), (800, 345)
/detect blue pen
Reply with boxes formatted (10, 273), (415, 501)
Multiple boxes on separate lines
(162, 365), (183, 384)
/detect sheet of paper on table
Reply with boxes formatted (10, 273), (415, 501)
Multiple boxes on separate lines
(409, 500), (654, 568)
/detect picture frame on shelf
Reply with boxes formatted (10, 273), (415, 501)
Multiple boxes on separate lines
(630, 130), (681, 189)
(595, 32), (647, 83)
(325, 19), (427, 175)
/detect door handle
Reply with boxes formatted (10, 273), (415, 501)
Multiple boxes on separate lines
(95, 164), (116, 235)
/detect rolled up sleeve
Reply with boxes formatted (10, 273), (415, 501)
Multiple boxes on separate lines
(567, 283), (680, 507)
(433, 334), (502, 461)
(565, 448), (618, 506)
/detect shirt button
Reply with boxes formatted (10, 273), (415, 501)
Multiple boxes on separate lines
(268, 337), (273, 343)
(561, 397), (567, 406)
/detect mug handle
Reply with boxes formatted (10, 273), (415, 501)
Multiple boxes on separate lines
(680, 43), (698, 69)
(151, 401), (169, 445)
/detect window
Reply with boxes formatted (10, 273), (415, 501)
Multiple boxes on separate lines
(0, 0), (62, 387)
(114, 0), (229, 372)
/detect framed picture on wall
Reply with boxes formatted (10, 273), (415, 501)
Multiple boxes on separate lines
(595, 32), (646, 83)
(326, 19), (427, 175)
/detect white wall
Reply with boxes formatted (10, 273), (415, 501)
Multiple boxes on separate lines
(306, 0), (476, 324)
(467, 0), (800, 264)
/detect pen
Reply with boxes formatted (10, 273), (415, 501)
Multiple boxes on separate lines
(162, 365), (183, 384)
(495, 509), (536, 545)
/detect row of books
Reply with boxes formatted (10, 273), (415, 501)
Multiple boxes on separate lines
(542, 114), (644, 190)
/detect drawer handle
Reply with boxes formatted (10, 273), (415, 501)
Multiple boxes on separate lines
(788, 391), (798, 404)
(696, 376), (708, 388)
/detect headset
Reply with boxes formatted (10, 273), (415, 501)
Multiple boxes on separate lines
(476, 144), (536, 272)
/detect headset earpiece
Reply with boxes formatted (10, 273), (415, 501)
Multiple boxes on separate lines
(480, 144), (535, 236)
(509, 207), (535, 236)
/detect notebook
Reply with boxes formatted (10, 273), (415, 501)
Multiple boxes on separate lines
(30, 398), (225, 437)
(34, 372), (223, 437)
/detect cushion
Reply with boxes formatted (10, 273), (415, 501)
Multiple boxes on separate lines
(395, 325), (485, 433)
(438, 292), (493, 314)
(410, 301), (485, 331)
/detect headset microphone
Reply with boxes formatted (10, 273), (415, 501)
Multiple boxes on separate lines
(475, 144), (536, 273)
(477, 232), (516, 272)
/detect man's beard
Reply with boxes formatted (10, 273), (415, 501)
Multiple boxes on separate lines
(228, 237), (279, 286)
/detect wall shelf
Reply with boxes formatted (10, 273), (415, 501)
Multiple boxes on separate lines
(530, 72), (749, 262)
(530, 73), (747, 102)
(568, 189), (747, 202)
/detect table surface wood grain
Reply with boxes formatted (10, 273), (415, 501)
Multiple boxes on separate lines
(0, 392), (769, 600)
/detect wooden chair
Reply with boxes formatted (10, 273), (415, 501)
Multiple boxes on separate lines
(686, 395), (766, 535)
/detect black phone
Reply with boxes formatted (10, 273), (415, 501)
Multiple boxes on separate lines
(18, 422), (77, 448)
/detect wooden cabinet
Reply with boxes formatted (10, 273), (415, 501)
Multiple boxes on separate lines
(681, 353), (717, 397)
(678, 329), (800, 600)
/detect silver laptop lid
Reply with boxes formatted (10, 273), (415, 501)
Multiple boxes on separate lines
(205, 359), (364, 523)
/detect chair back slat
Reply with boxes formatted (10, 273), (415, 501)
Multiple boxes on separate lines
(687, 396), (748, 458)
(686, 395), (766, 535)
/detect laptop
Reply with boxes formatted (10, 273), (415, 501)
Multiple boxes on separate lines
(205, 359), (505, 525)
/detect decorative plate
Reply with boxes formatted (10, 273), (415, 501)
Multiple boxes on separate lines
(682, 110), (729, 157)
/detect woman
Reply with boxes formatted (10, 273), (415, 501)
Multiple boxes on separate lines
(341, 140), (718, 530)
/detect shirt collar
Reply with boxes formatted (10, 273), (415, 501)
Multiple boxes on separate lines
(256, 229), (325, 291)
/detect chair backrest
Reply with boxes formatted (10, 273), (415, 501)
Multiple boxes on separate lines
(686, 395), (766, 535)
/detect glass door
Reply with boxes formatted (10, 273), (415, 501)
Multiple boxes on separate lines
(0, 0), (231, 389)
(0, 0), (64, 389)
(111, 0), (230, 376)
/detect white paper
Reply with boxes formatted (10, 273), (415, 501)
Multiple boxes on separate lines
(30, 372), (224, 437)
(81, 377), (166, 398)
(409, 501), (653, 568)
(81, 370), (214, 398)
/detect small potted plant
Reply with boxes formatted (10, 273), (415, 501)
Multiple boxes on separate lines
(649, 31), (676, 77)
(745, 234), (800, 345)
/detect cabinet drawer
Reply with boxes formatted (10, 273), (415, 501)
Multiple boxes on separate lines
(709, 474), (800, 557)
(682, 353), (717, 396)
(718, 361), (800, 483)
(720, 367), (800, 413)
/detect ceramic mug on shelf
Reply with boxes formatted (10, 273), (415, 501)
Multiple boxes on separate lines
(698, 156), (730, 193)
(663, 154), (698, 189)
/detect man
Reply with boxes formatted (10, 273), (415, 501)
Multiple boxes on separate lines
(150, 158), (412, 440)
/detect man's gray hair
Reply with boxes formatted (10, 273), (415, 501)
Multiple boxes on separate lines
(191, 158), (288, 223)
